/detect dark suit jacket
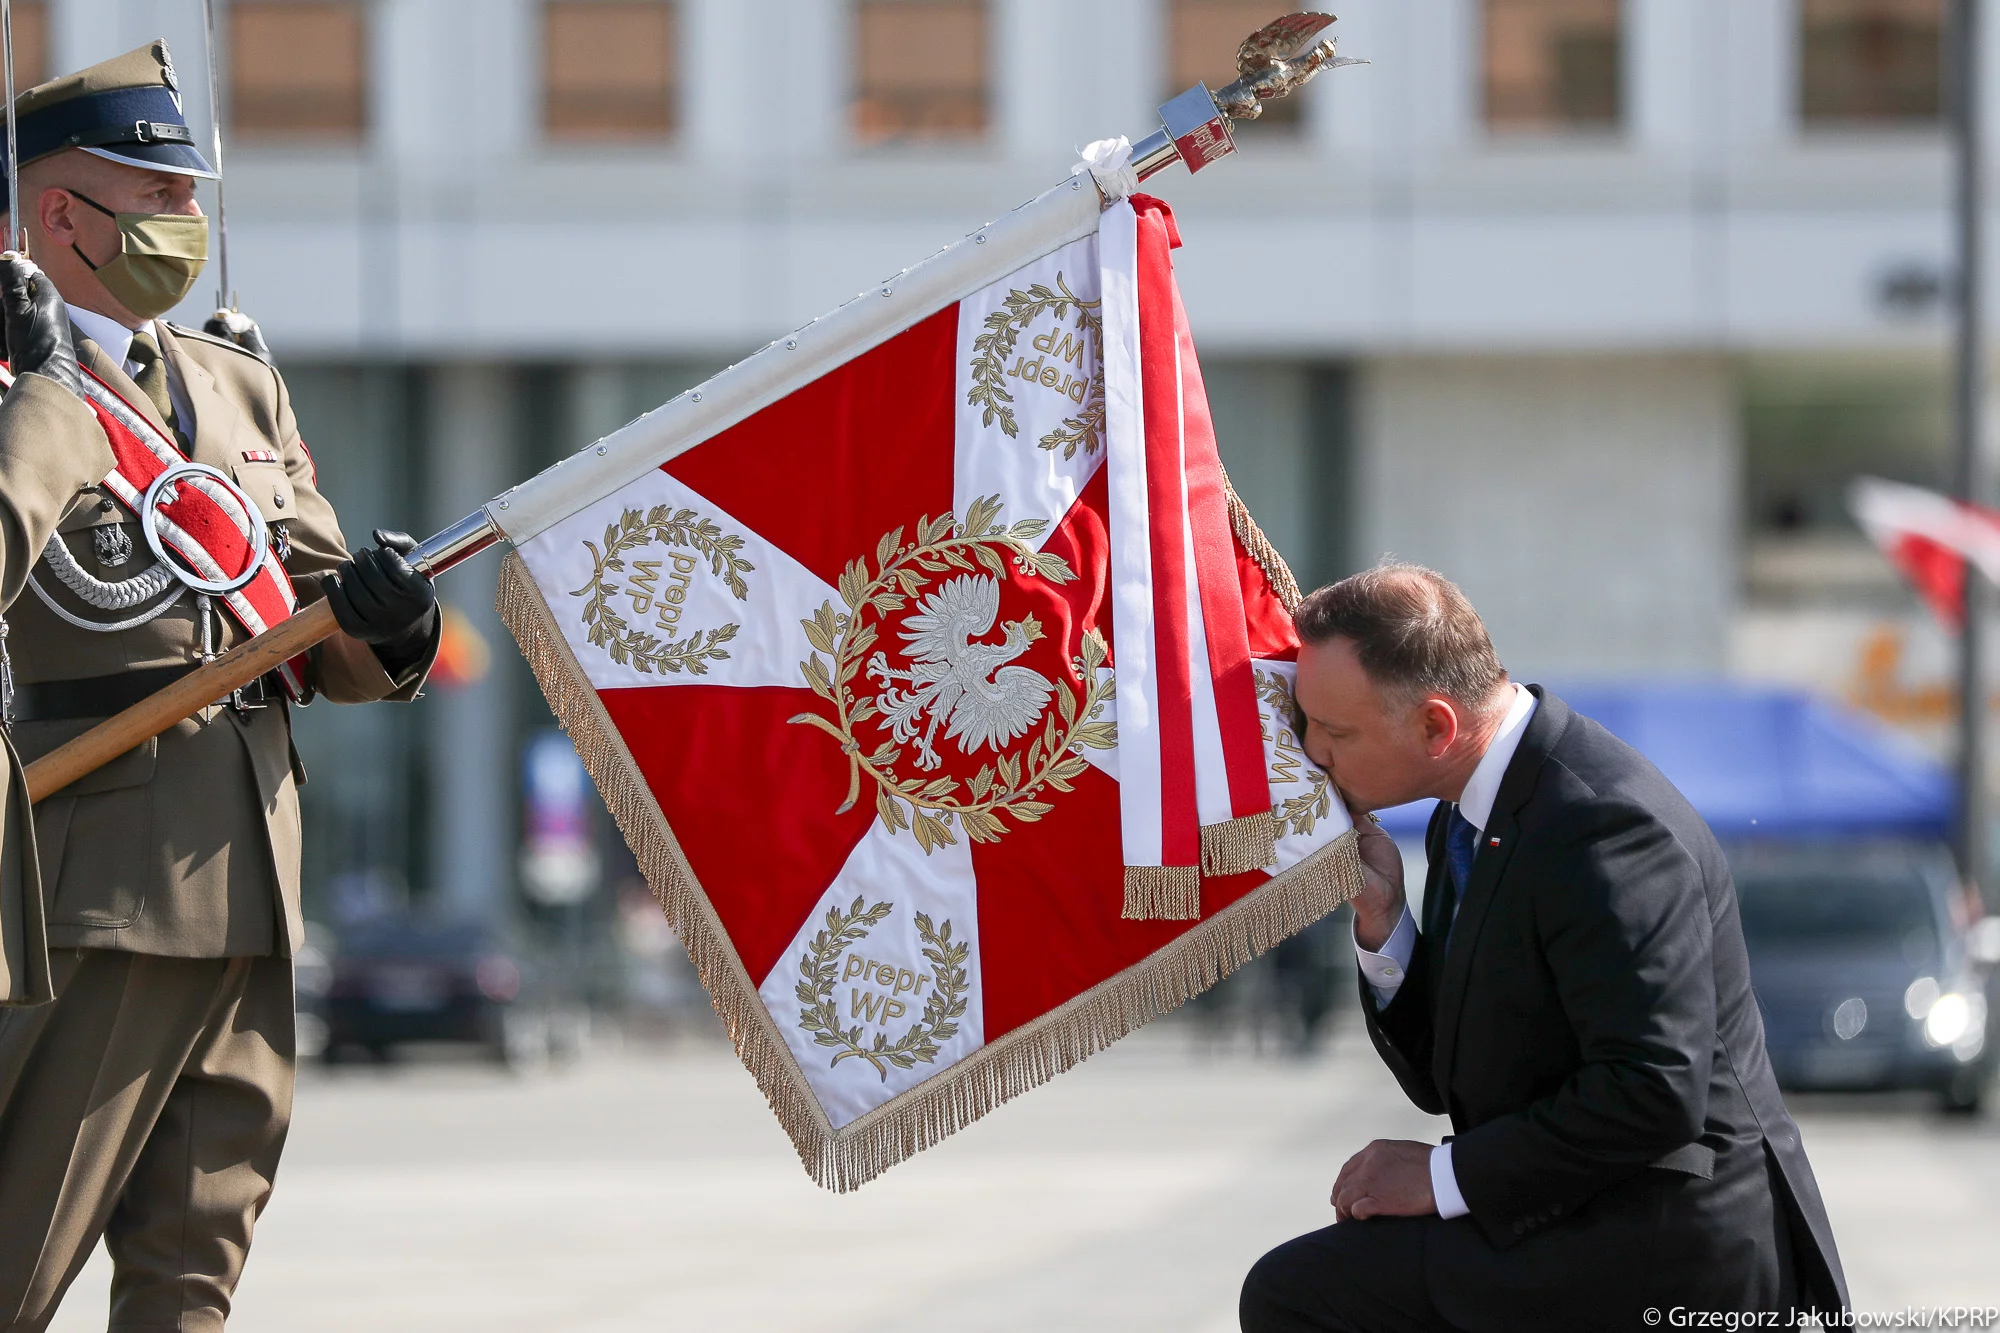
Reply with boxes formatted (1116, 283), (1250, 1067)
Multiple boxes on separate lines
(1364, 688), (1848, 1327)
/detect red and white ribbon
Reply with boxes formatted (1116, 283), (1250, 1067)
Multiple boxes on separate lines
(1173, 274), (1278, 876)
(1101, 195), (1277, 919)
(1104, 198), (1190, 917)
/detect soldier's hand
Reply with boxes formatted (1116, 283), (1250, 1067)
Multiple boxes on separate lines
(0, 254), (85, 398)
(202, 307), (273, 363)
(327, 530), (437, 645)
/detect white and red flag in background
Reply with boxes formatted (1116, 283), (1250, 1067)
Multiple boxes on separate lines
(491, 170), (1362, 1189)
(1849, 476), (2000, 628)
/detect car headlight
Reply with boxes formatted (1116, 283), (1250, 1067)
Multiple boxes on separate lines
(1926, 993), (1972, 1046)
(1906, 976), (1941, 1020)
(1922, 990), (1987, 1059)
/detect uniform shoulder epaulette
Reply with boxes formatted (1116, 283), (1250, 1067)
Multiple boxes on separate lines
(164, 322), (270, 367)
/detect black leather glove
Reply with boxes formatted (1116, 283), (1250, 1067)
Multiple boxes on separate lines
(0, 254), (84, 398)
(202, 308), (273, 363)
(327, 529), (437, 646)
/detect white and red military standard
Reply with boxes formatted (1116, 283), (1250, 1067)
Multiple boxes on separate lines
(494, 171), (1363, 1190)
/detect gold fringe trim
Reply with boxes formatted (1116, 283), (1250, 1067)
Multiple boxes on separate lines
(497, 550), (1364, 1194)
(827, 828), (1367, 1189)
(1222, 473), (1303, 613)
(1121, 864), (1202, 921)
(495, 553), (835, 1180)
(1200, 811), (1277, 876)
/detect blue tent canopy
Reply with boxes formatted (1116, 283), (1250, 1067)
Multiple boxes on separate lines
(1370, 682), (1952, 842)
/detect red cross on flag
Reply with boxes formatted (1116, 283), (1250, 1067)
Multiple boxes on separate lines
(491, 175), (1363, 1190)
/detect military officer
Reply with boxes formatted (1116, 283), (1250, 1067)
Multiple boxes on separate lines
(0, 42), (440, 1331)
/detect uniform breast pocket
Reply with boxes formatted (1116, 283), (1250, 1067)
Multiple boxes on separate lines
(231, 460), (296, 526)
(54, 490), (140, 567)
(56, 493), (124, 536)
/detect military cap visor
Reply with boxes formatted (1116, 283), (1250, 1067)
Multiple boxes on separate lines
(4, 41), (216, 183)
(9, 86), (216, 178)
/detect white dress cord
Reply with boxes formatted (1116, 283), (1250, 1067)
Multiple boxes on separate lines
(26, 532), (186, 632)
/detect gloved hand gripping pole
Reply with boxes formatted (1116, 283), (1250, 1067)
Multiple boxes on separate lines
(23, 513), (500, 802)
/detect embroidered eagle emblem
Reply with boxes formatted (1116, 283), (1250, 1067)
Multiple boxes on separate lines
(866, 573), (1055, 772)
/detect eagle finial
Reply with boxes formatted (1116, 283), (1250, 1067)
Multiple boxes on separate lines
(1212, 12), (1368, 121)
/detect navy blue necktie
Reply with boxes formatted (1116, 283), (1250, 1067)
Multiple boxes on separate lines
(1432, 806), (1478, 945)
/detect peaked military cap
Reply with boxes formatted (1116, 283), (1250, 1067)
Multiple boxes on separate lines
(6, 40), (216, 181)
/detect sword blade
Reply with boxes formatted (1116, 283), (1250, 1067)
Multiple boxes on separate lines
(202, 0), (231, 307)
(3, 0), (21, 257)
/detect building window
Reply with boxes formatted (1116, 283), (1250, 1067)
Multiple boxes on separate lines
(5, 2), (50, 91)
(1741, 361), (1947, 614)
(544, 1), (678, 140)
(1482, 0), (1623, 133)
(230, 2), (367, 140)
(851, 0), (989, 145)
(1169, 0), (1304, 135)
(1800, 0), (1942, 126)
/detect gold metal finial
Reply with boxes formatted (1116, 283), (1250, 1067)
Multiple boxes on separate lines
(1211, 12), (1366, 121)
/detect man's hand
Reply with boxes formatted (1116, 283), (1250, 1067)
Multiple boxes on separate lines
(1344, 793), (1407, 951)
(0, 254), (84, 397)
(327, 530), (437, 646)
(1330, 1139), (1436, 1222)
(203, 308), (273, 363)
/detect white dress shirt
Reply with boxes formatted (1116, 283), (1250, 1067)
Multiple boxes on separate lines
(1352, 682), (1538, 1220)
(68, 305), (197, 436)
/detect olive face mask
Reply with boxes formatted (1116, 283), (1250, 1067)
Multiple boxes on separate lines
(67, 191), (209, 320)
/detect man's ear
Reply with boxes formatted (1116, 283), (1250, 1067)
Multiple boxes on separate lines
(35, 188), (76, 248)
(1418, 696), (1461, 760)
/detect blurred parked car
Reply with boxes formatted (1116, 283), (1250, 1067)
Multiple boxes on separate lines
(1734, 845), (1996, 1112)
(323, 915), (586, 1069)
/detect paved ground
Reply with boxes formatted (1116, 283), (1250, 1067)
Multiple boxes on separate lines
(49, 1017), (2000, 1331)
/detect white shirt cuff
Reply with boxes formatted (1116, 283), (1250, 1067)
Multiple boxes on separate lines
(1354, 905), (1417, 1006)
(1431, 1143), (1469, 1219)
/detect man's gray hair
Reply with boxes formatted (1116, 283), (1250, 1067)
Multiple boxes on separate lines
(1292, 562), (1507, 711)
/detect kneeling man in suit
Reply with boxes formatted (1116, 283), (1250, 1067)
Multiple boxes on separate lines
(1240, 564), (1847, 1332)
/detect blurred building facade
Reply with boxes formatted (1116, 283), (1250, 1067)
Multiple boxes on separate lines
(15, 0), (1973, 917)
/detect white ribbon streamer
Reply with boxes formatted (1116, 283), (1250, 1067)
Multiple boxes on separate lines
(1073, 136), (1138, 205)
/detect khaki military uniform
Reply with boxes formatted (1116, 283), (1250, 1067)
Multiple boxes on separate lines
(0, 326), (436, 1332)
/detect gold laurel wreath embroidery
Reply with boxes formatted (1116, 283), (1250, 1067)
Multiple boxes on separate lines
(1256, 668), (1333, 839)
(571, 506), (755, 676)
(789, 494), (1117, 854)
(794, 897), (971, 1081)
(965, 274), (1106, 460)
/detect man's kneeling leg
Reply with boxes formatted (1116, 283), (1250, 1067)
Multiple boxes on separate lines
(1241, 1217), (1457, 1333)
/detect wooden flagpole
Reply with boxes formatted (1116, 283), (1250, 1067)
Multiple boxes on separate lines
(24, 512), (499, 801)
